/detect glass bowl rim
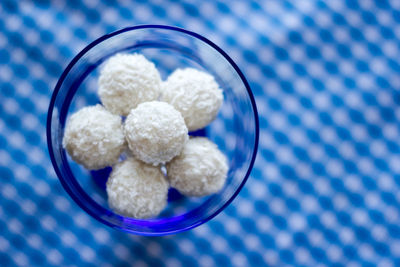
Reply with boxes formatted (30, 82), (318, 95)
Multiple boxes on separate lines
(46, 24), (260, 235)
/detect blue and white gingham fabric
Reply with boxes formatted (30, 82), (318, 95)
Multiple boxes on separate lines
(1, 0), (400, 266)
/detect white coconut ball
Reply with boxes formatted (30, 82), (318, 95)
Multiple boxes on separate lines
(62, 104), (125, 170)
(167, 137), (229, 197)
(124, 101), (188, 166)
(162, 68), (223, 131)
(106, 157), (168, 219)
(98, 53), (161, 116)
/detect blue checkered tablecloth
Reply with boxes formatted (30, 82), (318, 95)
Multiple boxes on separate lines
(1, 0), (400, 266)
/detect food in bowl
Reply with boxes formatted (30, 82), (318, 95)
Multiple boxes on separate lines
(62, 53), (228, 219)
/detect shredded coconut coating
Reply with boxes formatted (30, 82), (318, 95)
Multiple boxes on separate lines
(106, 157), (168, 219)
(124, 101), (188, 166)
(62, 104), (125, 170)
(167, 137), (229, 197)
(98, 53), (161, 116)
(161, 68), (223, 131)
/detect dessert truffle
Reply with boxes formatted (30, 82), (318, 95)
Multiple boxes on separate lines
(62, 104), (125, 170)
(162, 68), (223, 131)
(106, 157), (168, 219)
(167, 137), (228, 197)
(98, 53), (161, 116)
(124, 101), (188, 165)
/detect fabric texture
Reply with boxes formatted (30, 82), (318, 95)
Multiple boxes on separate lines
(1, 0), (400, 266)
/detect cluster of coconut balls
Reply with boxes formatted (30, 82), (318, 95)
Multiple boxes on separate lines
(62, 53), (228, 219)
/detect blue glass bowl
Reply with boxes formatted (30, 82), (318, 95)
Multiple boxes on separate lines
(47, 25), (259, 235)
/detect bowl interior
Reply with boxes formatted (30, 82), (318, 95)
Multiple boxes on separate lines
(47, 26), (258, 235)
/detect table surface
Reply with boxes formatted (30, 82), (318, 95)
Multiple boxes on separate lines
(1, 0), (400, 266)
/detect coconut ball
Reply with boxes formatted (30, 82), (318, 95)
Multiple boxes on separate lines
(98, 53), (161, 116)
(106, 157), (168, 219)
(124, 101), (188, 165)
(62, 104), (125, 170)
(167, 137), (229, 197)
(161, 68), (223, 131)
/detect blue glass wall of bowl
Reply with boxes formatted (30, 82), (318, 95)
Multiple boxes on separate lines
(47, 25), (259, 235)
